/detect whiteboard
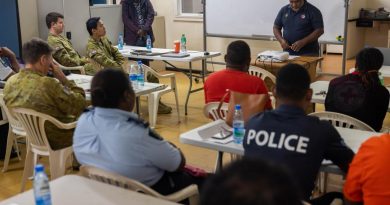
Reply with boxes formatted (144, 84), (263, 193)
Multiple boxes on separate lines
(205, 0), (346, 43)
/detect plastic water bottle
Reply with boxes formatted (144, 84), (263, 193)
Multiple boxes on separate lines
(129, 64), (138, 89)
(180, 34), (187, 53)
(118, 33), (124, 50)
(379, 72), (384, 86)
(137, 60), (144, 87)
(33, 164), (52, 205)
(232, 104), (245, 144)
(146, 35), (152, 51)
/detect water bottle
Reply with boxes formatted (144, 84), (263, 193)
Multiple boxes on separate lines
(180, 34), (187, 53)
(232, 104), (245, 144)
(379, 72), (384, 86)
(137, 60), (144, 87)
(33, 164), (52, 205)
(129, 64), (138, 89)
(146, 35), (152, 51)
(118, 33), (124, 50)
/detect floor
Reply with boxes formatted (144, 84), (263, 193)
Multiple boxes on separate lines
(0, 53), (388, 201)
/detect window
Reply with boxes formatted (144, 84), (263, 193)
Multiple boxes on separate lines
(177, 0), (203, 17)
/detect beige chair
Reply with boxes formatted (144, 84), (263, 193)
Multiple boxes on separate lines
(12, 108), (75, 192)
(80, 165), (199, 205)
(141, 63), (180, 128)
(203, 102), (228, 121)
(0, 96), (26, 172)
(53, 59), (85, 75)
(309, 111), (375, 193)
(248, 66), (276, 108)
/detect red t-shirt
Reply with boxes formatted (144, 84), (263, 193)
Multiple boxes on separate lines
(204, 69), (271, 108)
(344, 134), (390, 205)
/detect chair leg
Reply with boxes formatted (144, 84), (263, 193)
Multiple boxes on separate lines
(49, 148), (73, 180)
(20, 146), (34, 192)
(173, 88), (180, 123)
(2, 129), (15, 172)
(148, 93), (159, 129)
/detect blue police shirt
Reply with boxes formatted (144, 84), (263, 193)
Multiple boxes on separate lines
(73, 107), (182, 186)
(274, 1), (323, 56)
(243, 105), (354, 199)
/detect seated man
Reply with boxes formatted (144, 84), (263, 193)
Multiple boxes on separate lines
(344, 134), (390, 205)
(4, 38), (86, 150)
(204, 40), (271, 109)
(200, 158), (302, 205)
(46, 12), (95, 75)
(85, 17), (125, 74)
(73, 69), (203, 195)
(0, 47), (20, 74)
(243, 64), (354, 202)
(325, 47), (389, 132)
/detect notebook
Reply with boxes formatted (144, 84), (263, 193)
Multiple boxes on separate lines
(161, 52), (190, 58)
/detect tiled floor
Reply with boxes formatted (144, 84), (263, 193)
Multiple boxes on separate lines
(0, 54), (388, 201)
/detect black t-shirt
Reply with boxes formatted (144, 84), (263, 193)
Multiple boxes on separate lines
(243, 105), (354, 199)
(325, 73), (389, 132)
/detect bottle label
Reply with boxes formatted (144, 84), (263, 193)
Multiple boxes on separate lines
(233, 120), (245, 144)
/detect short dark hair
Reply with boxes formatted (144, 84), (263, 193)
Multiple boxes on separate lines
(22, 38), (53, 64)
(356, 47), (384, 72)
(225, 40), (251, 70)
(200, 158), (302, 205)
(45, 12), (64, 29)
(86, 17), (100, 36)
(276, 64), (311, 101)
(91, 69), (135, 108)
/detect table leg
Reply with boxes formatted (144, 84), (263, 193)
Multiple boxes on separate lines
(135, 96), (140, 114)
(214, 151), (224, 172)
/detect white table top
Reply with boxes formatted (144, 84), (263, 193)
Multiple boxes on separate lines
(67, 74), (166, 100)
(180, 119), (380, 156)
(118, 46), (221, 62)
(0, 175), (179, 205)
(379, 65), (390, 77)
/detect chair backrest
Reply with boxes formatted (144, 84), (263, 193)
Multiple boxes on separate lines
(53, 59), (86, 75)
(376, 47), (390, 66)
(0, 96), (26, 135)
(248, 66), (276, 83)
(80, 165), (199, 203)
(203, 102), (228, 121)
(309, 111), (375, 131)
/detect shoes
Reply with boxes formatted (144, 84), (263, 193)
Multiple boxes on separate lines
(158, 102), (172, 114)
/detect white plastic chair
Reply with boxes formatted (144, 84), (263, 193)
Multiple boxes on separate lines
(248, 66), (276, 108)
(12, 108), (75, 192)
(203, 102), (228, 121)
(309, 111), (375, 193)
(80, 165), (199, 205)
(142, 64), (180, 128)
(53, 59), (85, 75)
(0, 96), (26, 172)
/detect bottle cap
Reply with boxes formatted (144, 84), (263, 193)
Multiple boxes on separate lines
(35, 164), (44, 172)
(235, 104), (241, 110)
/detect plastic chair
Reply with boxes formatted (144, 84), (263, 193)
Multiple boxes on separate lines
(80, 165), (199, 205)
(0, 96), (26, 172)
(248, 66), (276, 107)
(53, 59), (85, 75)
(142, 63), (180, 128)
(203, 102), (228, 121)
(12, 108), (75, 192)
(309, 111), (375, 193)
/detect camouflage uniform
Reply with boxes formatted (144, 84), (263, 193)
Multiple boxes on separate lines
(4, 69), (86, 150)
(47, 33), (96, 75)
(86, 36), (125, 74)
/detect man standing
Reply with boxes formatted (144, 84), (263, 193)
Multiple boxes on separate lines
(4, 38), (86, 150)
(86, 17), (125, 74)
(121, 0), (155, 46)
(273, 0), (324, 56)
(46, 12), (94, 75)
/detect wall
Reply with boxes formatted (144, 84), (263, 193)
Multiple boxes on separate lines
(18, 0), (39, 45)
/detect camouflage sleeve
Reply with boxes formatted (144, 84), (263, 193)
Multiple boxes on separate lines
(43, 77), (86, 117)
(87, 43), (122, 69)
(52, 46), (83, 67)
(110, 43), (125, 65)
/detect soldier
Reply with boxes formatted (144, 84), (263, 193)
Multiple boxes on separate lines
(4, 38), (86, 150)
(85, 17), (125, 72)
(46, 12), (95, 75)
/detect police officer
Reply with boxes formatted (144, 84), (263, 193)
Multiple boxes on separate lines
(243, 64), (354, 202)
(46, 12), (95, 75)
(4, 38), (86, 150)
(85, 17), (125, 74)
(73, 69), (203, 195)
(273, 0), (324, 56)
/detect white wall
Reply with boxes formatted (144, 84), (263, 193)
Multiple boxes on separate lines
(18, 0), (39, 44)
